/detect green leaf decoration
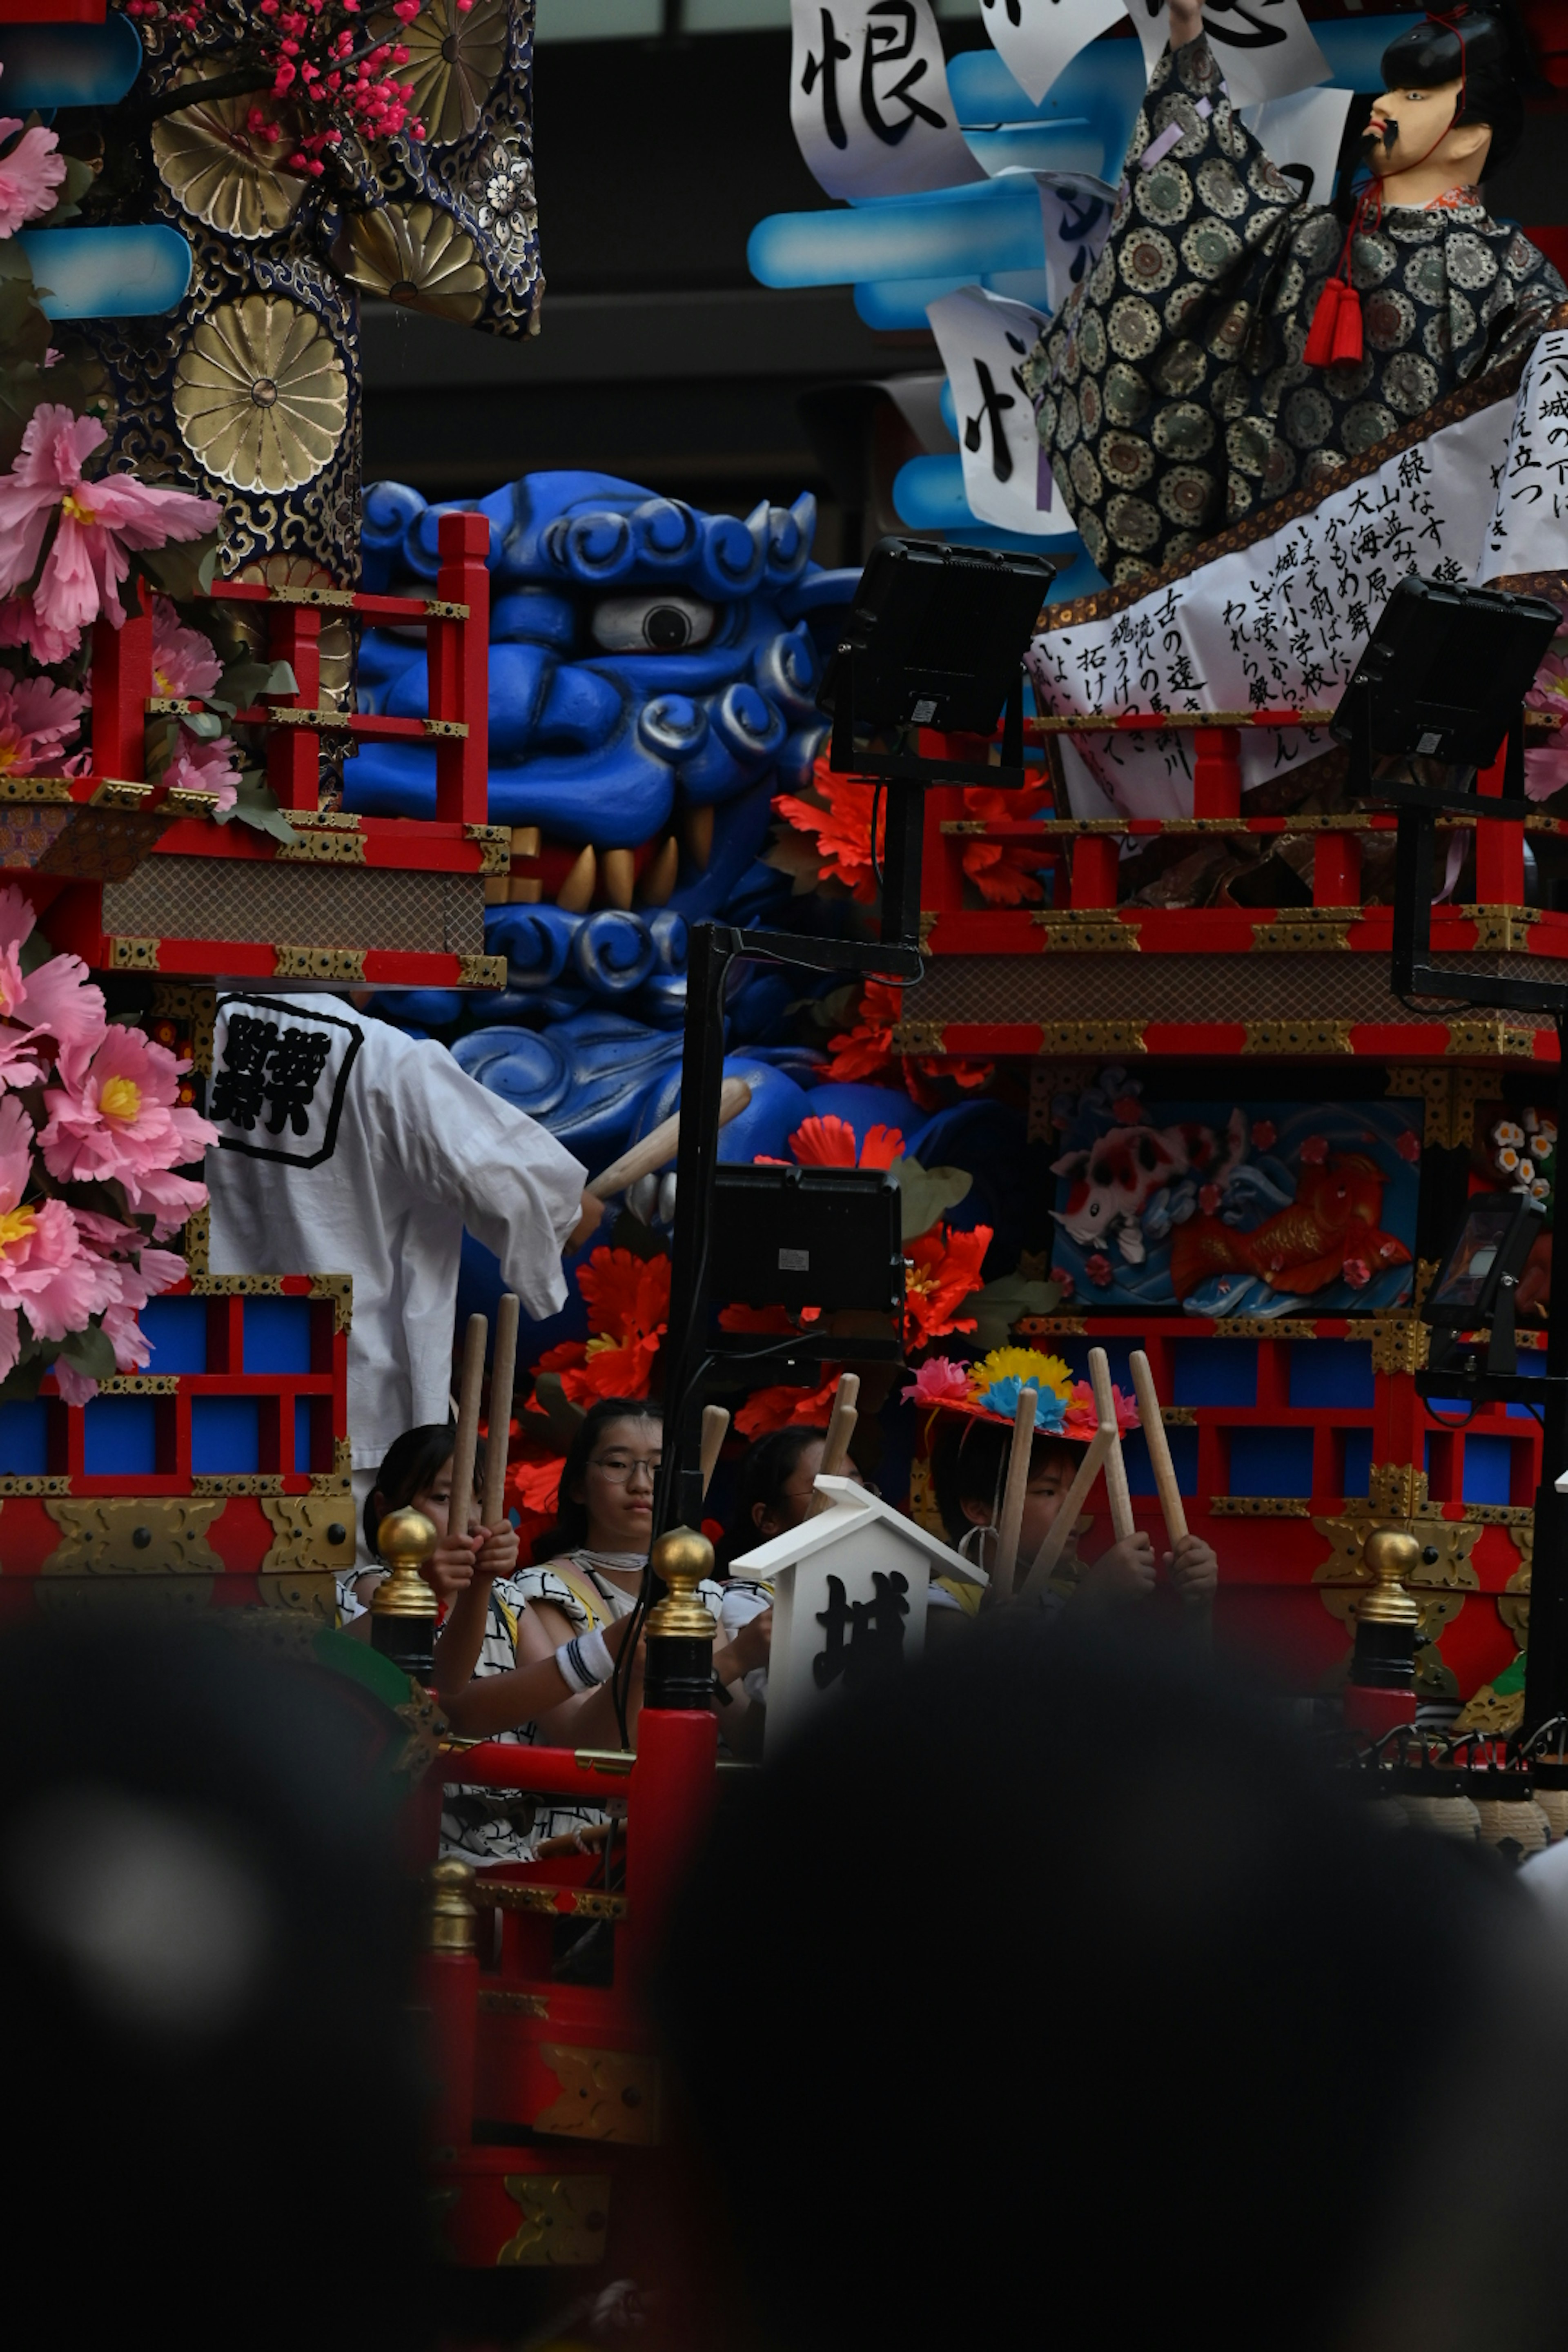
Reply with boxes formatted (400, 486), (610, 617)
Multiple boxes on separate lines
(139, 526), (223, 605)
(964, 1271), (1065, 1354)
(209, 656), (298, 717)
(55, 1321), (116, 1381)
(887, 1155), (973, 1243)
(212, 767), (299, 846)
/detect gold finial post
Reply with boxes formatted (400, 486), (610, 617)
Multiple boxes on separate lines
(644, 1525), (718, 1711)
(425, 1856), (477, 1956)
(370, 1504), (440, 1679)
(1345, 1526), (1420, 1737)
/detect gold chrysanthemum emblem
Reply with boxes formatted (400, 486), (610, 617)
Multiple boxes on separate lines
(173, 295), (347, 494)
(375, 0), (508, 145)
(151, 83), (307, 241)
(337, 200), (486, 323)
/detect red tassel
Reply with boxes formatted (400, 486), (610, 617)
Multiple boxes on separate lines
(1303, 276), (1343, 368)
(1329, 280), (1363, 366)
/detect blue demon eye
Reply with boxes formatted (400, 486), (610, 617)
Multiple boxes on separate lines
(590, 593), (717, 653)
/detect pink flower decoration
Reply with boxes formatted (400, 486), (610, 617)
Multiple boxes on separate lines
(0, 886), (105, 1089)
(1299, 1134), (1329, 1165)
(0, 670), (85, 779)
(162, 727), (238, 811)
(1343, 1257), (1371, 1289)
(1198, 1181), (1221, 1214)
(0, 118), (66, 237)
(0, 406), (220, 642)
(0, 597), (80, 667)
(1524, 746), (1568, 803)
(151, 596), (223, 700)
(1251, 1120), (1276, 1150)
(1064, 1377), (1139, 1440)
(1394, 1129), (1421, 1163)
(0, 1097), (117, 1381)
(900, 1356), (971, 1407)
(1084, 1251), (1115, 1288)
(40, 1022), (218, 1206)
(1050, 1263), (1075, 1301)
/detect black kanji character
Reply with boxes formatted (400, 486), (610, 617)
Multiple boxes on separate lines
(861, 0), (946, 146)
(1203, 0), (1290, 49)
(260, 1025), (334, 1137)
(802, 6), (853, 149)
(813, 1568), (911, 1691)
(964, 358), (1017, 481)
(210, 1013), (278, 1134)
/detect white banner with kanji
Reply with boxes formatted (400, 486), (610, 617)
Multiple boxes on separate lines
(1026, 342), (1566, 813)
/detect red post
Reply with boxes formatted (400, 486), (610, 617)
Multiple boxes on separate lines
(1474, 738), (1524, 904)
(431, 511), (491, 827)
(1313, 829), (1362, 906)
(1069, 833), (1119, 909)
(1193, 727), (1241, 818)
(623, 1708), (717, 1987)
(265, 606), (322, 811)
(421, 1859), (480, 2154)
(91, 578), (154, 781)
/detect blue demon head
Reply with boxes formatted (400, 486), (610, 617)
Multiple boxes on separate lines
(347, 472), (855, 922)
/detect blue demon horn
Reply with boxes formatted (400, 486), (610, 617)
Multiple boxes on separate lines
(755, 624), (822, 725)
(763, 491), (818, 586)
(695, 506), (767, 600)
(630, 497), (702, 571)
(563, 507), (639, 583)
(570, 909), (658, 999)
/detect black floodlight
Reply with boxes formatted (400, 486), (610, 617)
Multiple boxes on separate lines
(1419, 1188), (1545, 1392)
(1423, 1189), (1544, 1329)
(1335, 574), (1561, 815)
(819, 536), (1056, 786)
(709, 1164), (904, 1317)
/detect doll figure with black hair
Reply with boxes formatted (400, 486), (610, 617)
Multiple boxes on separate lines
(1023, 2), (1567, 588)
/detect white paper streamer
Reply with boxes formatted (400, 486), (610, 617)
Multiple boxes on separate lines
(1238, 84), (1353, 206)
(978, 0), (1127, 109)
(1130, 0), (1329, 108)
(789, 0), (986, 200)
(927, 284), (1063, 534)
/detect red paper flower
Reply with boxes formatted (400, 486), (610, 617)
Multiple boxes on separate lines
(904, 1221), (993, 1348)
(528, 1246), (670, 1408)
(784, 1114), (905, 1170)
(958, 786), (1053, 906)
(774, 758), (884, 902)
(735, 1370), (844, 1438)
(824, 978), (902, 1083)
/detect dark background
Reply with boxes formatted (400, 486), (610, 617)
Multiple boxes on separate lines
(360, 9), (1568, 558)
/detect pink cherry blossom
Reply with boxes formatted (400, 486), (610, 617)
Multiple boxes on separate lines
(66, 1221), (186, 1387)
(40, 1022), (218, 1206)
(151, 595), (223, 700)
(0, 596), (80, 666)
(0, 118), (66, 238)
(162, 726), (238, 812)
(1524, 747), (1568, 803)
(0, 405), (221, 641)
(900, 1356), (971, 1407)
(1084, 1251), (1115, 1288)
(1251, 1120), (1276, 1151)
(1050, 1263), (1076, 1301)
(1343, 1257), (1371, 1289)
(0, 671), (85, 776)
(1299, 1134), (1329, 1165)
(0, 885), (106, 1088)
(1395, 1128), (1421, 1163)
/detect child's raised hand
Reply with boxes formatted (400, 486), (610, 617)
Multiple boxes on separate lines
(422, 1531), (481, 1604)
(1078, 1531), (1158, 1607)
(473, 1521), (519, 1581)
(1165, 1532), (1218, 1604)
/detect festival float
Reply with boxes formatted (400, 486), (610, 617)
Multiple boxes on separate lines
(0, 0), (1566, 2290)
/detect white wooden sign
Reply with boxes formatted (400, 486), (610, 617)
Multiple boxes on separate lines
(732, 1476), (984, 1755)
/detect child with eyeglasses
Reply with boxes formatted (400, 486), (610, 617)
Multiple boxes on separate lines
(432, 1397), (773, 1862)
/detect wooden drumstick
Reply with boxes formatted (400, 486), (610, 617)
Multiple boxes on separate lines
(1089, 1346), (1136, 1544)
(587, 1076), (753, 1203)
(1017, 1423), (1113, 1599)
(820, 1373), (861, 1477)
(699, 1404), (730, 1502)
(990, 1383), (1039, 1604)
(481, 1292), (520, 1530)
(445, 1312), (488, 1547)
(1129, 1350), (1188, 1548)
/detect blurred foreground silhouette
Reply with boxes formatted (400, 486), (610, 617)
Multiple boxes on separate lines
(658, 1619), (1568, 2352)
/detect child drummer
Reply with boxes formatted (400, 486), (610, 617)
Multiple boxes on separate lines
(917, 1350), (1218, 1620)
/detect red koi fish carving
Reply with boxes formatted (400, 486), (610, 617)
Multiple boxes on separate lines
(1169, 1153), (1411, 1301)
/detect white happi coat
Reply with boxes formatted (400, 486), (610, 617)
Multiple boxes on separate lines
(203, 993), (586, 1470)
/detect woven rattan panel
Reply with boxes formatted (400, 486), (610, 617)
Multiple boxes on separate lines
(902, 954), (1557, 1030)
(102, 859), (483, 953)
